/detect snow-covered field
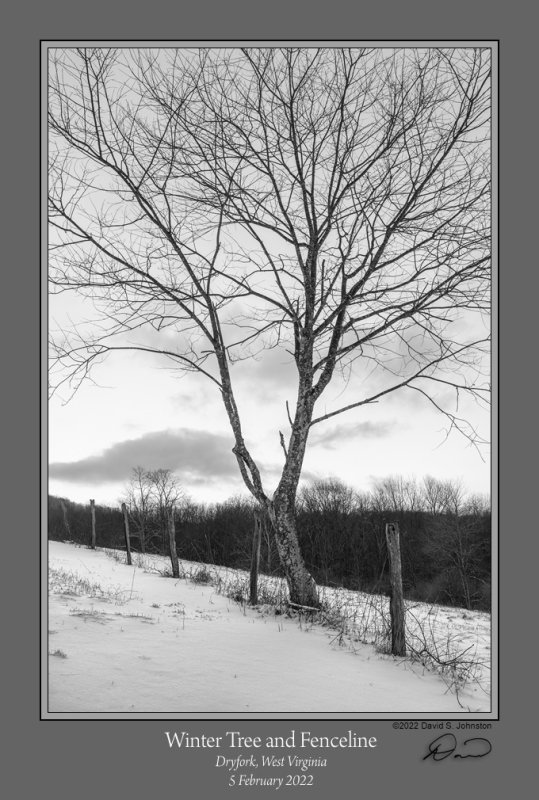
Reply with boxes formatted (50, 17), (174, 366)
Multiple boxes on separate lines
(47, 541), (492, 715)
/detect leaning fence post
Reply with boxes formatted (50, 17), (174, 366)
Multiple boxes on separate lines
(168, 507), (180, 578)
(90, 499), (96, 549)
(250, 511), (262, 605)
(121, 502), (132, 566)
(385, 522), (406, 656)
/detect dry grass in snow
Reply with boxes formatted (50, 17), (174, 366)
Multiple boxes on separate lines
(47, 542), (491, 715)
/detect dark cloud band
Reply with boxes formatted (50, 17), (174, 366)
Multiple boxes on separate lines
(50, 429), (238, 485)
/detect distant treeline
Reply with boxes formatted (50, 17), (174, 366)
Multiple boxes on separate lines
(48, 475), (491, 611)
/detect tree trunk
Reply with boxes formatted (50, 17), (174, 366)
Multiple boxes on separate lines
(269, 500), (319, 608)
(250, 511), (262, 605)
(217, 322), (319, 606)
(168, 508), (180, 578)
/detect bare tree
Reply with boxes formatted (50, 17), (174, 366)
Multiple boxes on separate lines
(146, 468), (184, 553)
(122, 466), (184, 556)
(48, 47), (491, 606)
(422, 477), (488, 609)
(122, 466), (153, 553)
(300, 478), (358, 516)
(372, 475), (421, 514)
(422, 474), (450, 515)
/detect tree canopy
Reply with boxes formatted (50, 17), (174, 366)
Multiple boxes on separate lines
(49, 46), (491, 605)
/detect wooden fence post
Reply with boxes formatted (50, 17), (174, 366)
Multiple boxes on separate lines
(385, 522), (406, 656)
(168, 507), (180, 578)
(90, 499), (96, 549)
(250, 511), (262, 605)
(139, 523), (146, 555)
(121, 502), (132, 566)
(60, 499), (71, 540)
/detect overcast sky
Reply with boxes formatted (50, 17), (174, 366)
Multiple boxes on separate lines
(49, 328), (491, 506)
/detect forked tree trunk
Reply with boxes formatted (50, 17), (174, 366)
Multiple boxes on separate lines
(218, 336), (319, 607)
(268, 500), (319, 608)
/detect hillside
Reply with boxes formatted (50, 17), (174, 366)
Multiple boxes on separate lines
(47, 542), (491, 715)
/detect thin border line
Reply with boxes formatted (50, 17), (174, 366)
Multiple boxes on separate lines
(41, 39), (499, 722)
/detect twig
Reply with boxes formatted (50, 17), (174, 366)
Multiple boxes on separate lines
(129, 567), (136, 601)
(288, 601), (319, 613)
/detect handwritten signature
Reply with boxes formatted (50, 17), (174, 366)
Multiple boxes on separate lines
(423, 734), (492, 762)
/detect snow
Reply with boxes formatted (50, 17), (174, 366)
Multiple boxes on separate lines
(47, 541), (491, 715)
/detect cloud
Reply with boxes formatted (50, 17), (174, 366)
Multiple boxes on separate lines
(233, 346), (297, 394)
(49, 429), (239, 485)
(309, 420), (396, 450)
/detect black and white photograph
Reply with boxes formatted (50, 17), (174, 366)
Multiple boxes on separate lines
(45, 42), (495, 718)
